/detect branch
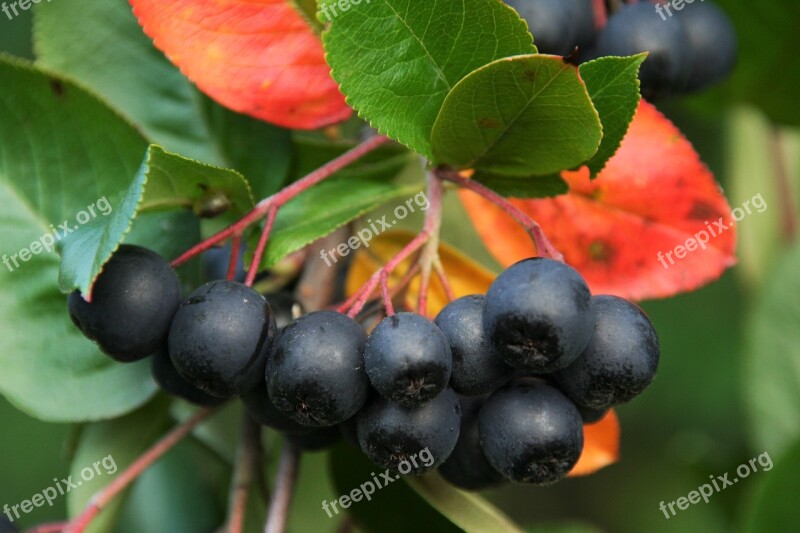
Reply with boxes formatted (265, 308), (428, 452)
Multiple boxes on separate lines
(263, 441), (301, 533)
(224, 414), (262, 533)
(437, 168), (564, 262)
(64, 408), (216, 533)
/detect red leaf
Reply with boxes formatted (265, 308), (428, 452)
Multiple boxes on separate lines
(460, 101), (737, 301)
(130, 0), (351, 129)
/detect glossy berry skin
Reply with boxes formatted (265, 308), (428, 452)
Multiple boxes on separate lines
(151, 348), (225, 407)
(357, 387), (461, 474)
(68, 244), (181, 362)
(364, 312), (452, 406)
(168, 280), (275, 398)
(479, 379), (584, 484)
(266, 311), (369, 427)
(554, 295), (660, 410)
(434, 295), (514, 395)
(506, 0), (596, 56)
(594, 2), (692, 99)
(438, 396), (504, 490)
(680, 2), (738, 91)
(482, 258), (595, 374)
(241, 381), (309, 433)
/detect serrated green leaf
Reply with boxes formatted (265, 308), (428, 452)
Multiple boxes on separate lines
(327, 443), (461, 532)
(474, 172), (568, 198)
(67, 398), (171, 533)
(260, 160), (422, 266)
(33, 0), (223, 164)
(321, 0), (535, 159)
(406, 473), (525, 533)
(744, 242), (800, 457)
(0, 56), (165, 421)
(579, 54), (644, 177)
(431, 55), (602, 176)
(59, 145), (254, 296)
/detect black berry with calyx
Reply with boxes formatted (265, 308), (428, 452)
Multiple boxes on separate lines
(266, 311), (369, 427)
(505, 0), (596, 56)
(241, 381), (310, 433)
(67, 244), (182, 362)
(594, 2), (692, 99)
(482, 257), (595, 374)
(168, 280), (275, 398)
(439, 396), (504, 490)
(151, 347), (225, 407)
(364, 312), (452, 406)
(679, 1), (738, 92)
(434, 295), (514, 395)
(554, 295), (660, 410)
(479, 379), (584, 484)
(357, 387), (461, 474)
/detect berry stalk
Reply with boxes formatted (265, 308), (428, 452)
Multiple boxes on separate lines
(64, 408), (216, 533)
(436, 168), (564, 262)
(263, 441), (301, 533)
(224, 414), (262, 533)
(171, 135), (390, 269)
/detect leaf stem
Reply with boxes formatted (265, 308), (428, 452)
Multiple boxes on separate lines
(63, 408), (216, 533)
(263, 441), (301, 533)
(170, 135), (390, 268)
(436, 168), (564, 262)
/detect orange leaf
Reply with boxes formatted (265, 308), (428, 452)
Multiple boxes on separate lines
(568, 409), (620, 477)
(345, 231), (496, 319)
(130, 0), (351, 129)
(460, 101), (737, 301)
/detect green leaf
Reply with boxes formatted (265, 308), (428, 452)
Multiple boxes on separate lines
(743, 242), (800, 457)
(261, 166), (423, 266)
(58, 145), (254, 296)
(33, 0), (223, 163)
(579, 54), (645, 177)
(67, 398), (171, 533)
(406, 473), (525, 533)
(474, 172), (568, 198)
(321, 0), (535, 159)
(743, 440), (800, 533)
(0, 56), (162, 421)
(327, 443), (461, 532)
(431, 55), (602, 176)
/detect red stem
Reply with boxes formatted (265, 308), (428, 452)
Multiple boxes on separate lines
(263, 441), (301, 533)
(437, 169), (564, 262)
(171, 135), (390, 268)
(24, 523), (68, 533)
(433, 260), (456, 303)
(592, 0), (607, 29)
(227, 233), (243, 281)
(64, 408), (215, 533)
(245, 206), (279, 287)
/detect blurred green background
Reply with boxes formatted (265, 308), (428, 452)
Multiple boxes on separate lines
(1, 1), (799, 532)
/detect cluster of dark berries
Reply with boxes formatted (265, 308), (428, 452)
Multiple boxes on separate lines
(505, 0), (737, 99)
(67, 246), (660, 488)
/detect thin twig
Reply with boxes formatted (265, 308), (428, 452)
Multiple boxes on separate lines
(437, 168), (564, 262)
(263, 441), (301, 533)
(433, 258), (456, 303)
(227, 233), (243, 281)
(64, 408), (216, 533)
(245, 205), (279, 287)
(224, 414), (262, 533)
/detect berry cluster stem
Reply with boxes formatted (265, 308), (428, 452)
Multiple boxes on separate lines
(339, 172), (444, 318)
(63, 408), (216, 533)
(263, 441), (301, 533)
(436, 168), (564, 262)
(224, 414), (262, 533)
(170, 135), (390, 270)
